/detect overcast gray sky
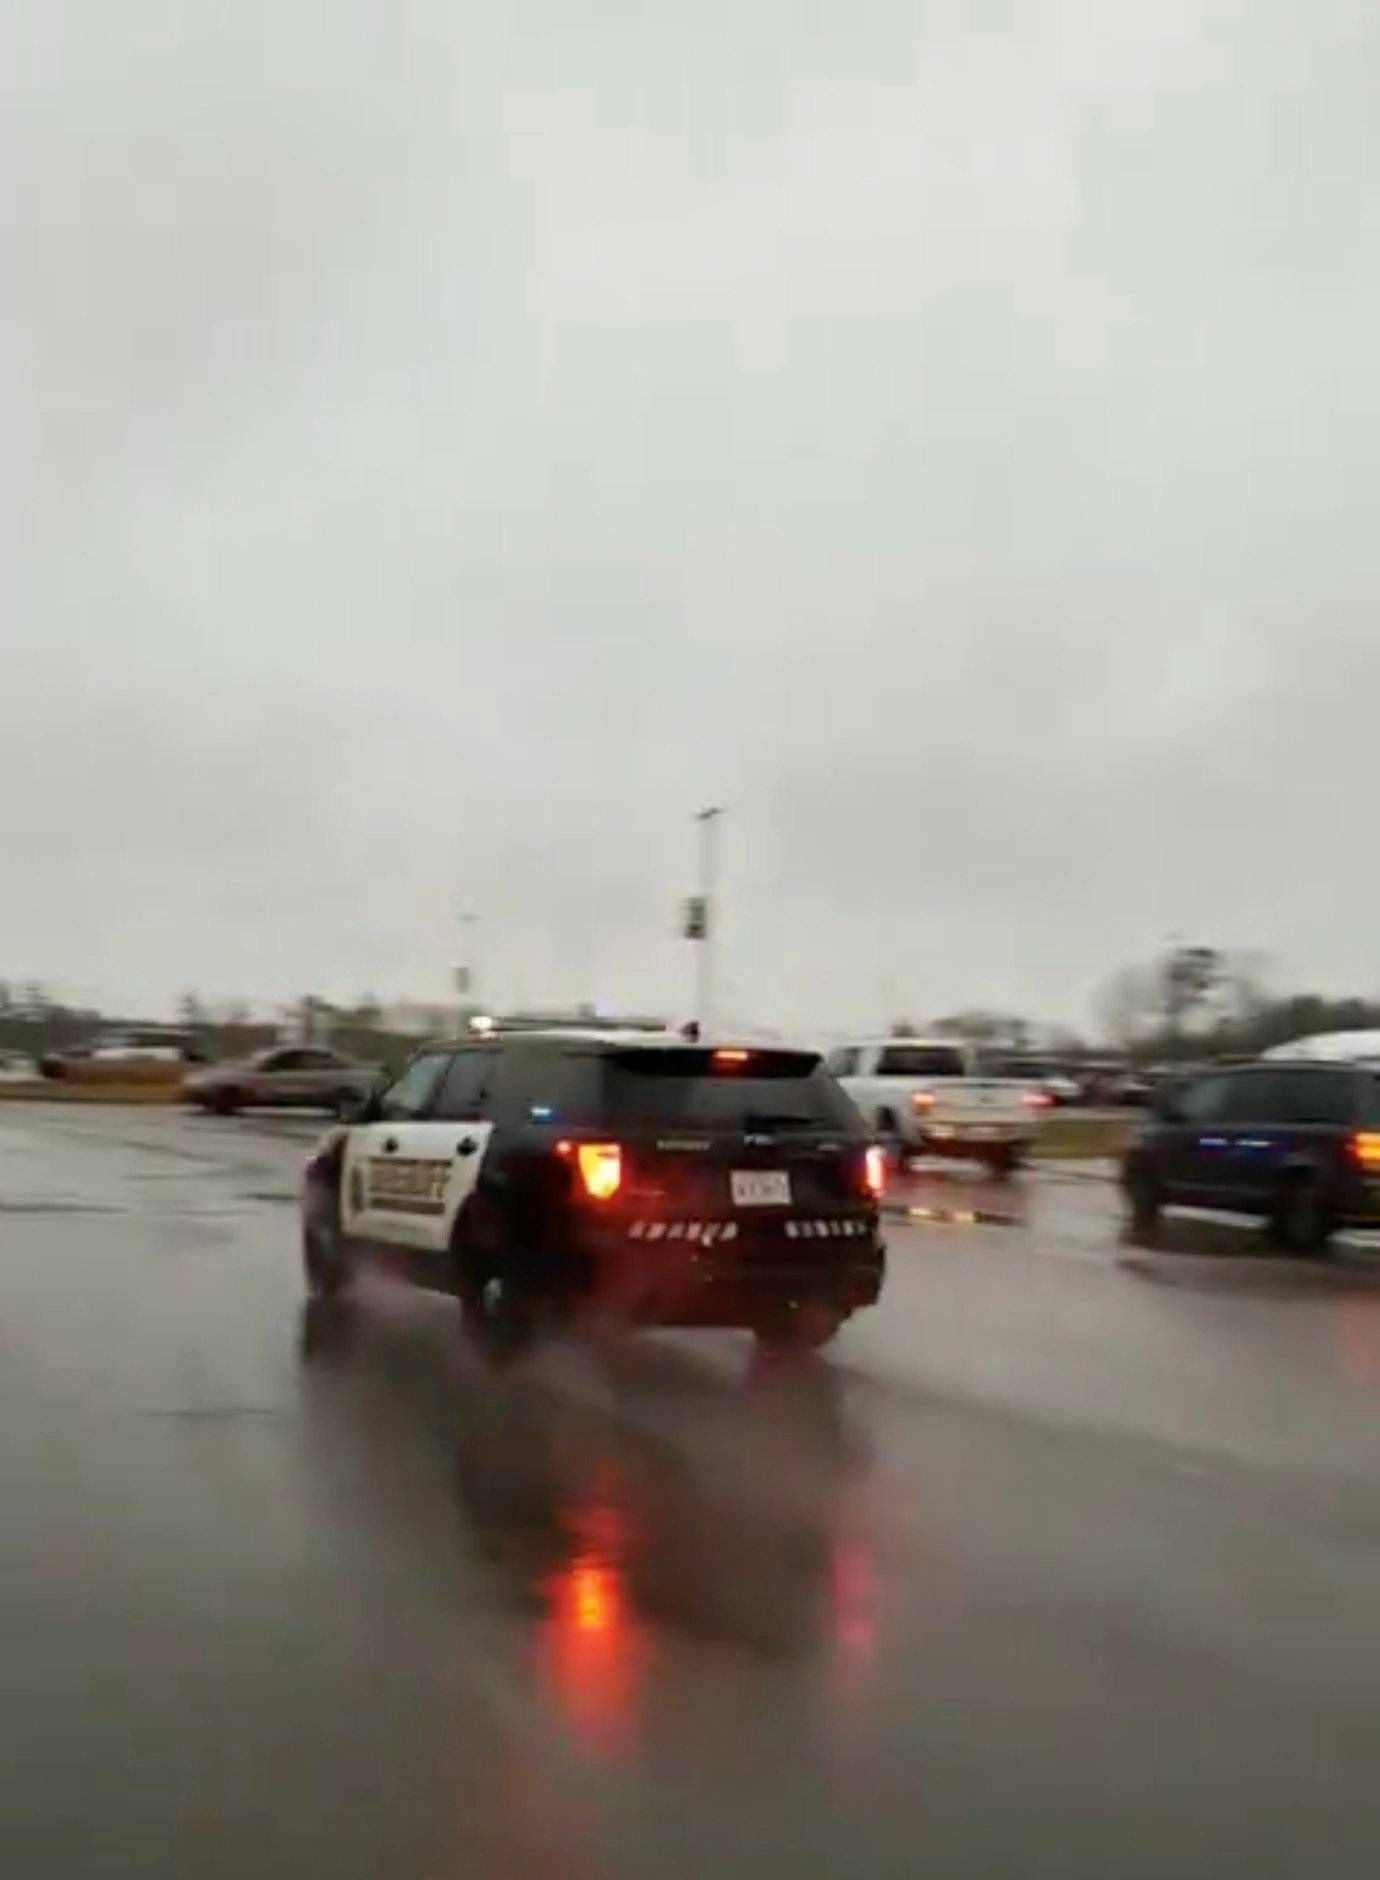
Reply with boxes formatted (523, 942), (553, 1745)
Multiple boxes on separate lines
(2, 0), (1377, 1034)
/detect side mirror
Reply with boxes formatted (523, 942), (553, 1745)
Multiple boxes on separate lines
(340, 1080), (384, 1125)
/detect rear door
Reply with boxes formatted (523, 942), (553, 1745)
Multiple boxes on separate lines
(1160, 1071), (1242, 1205)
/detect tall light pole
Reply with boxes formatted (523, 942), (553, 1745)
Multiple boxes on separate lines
(454, 910), (479, 1036)
(692, 806), (725, 1039)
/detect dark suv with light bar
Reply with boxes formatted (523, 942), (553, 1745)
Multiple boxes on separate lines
(301, 1032), (887, 1353)
(1121, 1059), (1380, 1250)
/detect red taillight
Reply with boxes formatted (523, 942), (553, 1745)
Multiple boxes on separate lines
(864, 1145), (886, 1197)
(1022, 1089), (1053, 1110)
(911, 1089), (935, 1112)
(576, 1142), (623, 1200)
(713, 1047), (751, 1068)
(1350, 1131), (1380, 1170)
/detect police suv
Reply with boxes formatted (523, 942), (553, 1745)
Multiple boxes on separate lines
(301, 1031), (886, 1353)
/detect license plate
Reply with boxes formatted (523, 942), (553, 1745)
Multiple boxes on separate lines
(731, 1170), (792, 1207)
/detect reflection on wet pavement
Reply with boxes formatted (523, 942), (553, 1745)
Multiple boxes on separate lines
(302, 1291), (879, 1763)
(887, 1159), (1033, 1228)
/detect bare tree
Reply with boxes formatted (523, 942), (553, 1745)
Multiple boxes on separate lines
(177, 991), (208, 1029)
(1045, 1025), (1086, 1054)
(1094, 964), (1161, 1049)
(1160, 946), (1220, 1038)
(1098, 945), (1273, 1055)
(1216, 950), (1271, 1030)
(934, 1009), (1030, 1048)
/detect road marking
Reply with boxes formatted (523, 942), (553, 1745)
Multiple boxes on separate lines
(894, 1204), (1024, 1229)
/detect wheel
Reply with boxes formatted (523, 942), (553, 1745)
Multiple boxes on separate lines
(874, 1109), (910, 1170)
(1271, 1178), (1332, 1253)
(460, 1270), (540, 1362)
(1124, 1168), (1162, 1239)
(753, 1302), (845, 1356)
(984, 1146), (1021, 1180)
(455, 1196), (540, 1362)
(211, 1089), (241, 1117)
(302, 1199), (355, 1300)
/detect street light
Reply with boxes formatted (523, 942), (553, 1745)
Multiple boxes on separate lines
(454, 910), (480, 1037)
(688, 806), (725, 1039)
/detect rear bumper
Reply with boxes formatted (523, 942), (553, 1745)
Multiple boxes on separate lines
(618, 1263), (884, 1328)
(917, 1124), (1031, 1152)
(575, 1214), (885, 1327)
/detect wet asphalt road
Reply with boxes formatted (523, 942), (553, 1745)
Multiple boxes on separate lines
(1, 1106), (1377, 1879)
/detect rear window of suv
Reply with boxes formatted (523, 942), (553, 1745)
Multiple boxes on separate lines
(519, 1047), (861, 1132)
(876, 1045), (966, 1078)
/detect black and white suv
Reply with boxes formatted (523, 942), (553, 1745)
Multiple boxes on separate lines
(1121, 1059), (1380, 1250)
(301, 1032), (886, 1353)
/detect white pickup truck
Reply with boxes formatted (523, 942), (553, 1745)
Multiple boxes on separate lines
(823, 1038), (1049, 1174)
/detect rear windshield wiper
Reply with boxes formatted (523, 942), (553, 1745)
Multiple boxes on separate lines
(741, 1111), (817, 1131)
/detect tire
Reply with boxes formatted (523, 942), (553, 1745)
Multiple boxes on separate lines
(302, 1200), (355, 1300)
(460, 1271), (539, 1362)
(455, 1196), (540, 1362)
(753, 1302), (846, 1356)
(1271, 1178), (1332, 1254)
(211, 1090), (241, 1117)
(1124, 1168), (1162, 1238)
(984, 1146), (1021, 1180)
(874, 1109), (909, 1171)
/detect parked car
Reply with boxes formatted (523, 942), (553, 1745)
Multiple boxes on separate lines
(40, 1029), (207, 1082)
(1121, 1058), (1380, 1250)
(183, 1045), (379, 1116)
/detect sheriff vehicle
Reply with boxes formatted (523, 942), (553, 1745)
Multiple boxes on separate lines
(301, 1029), (886, 1355)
